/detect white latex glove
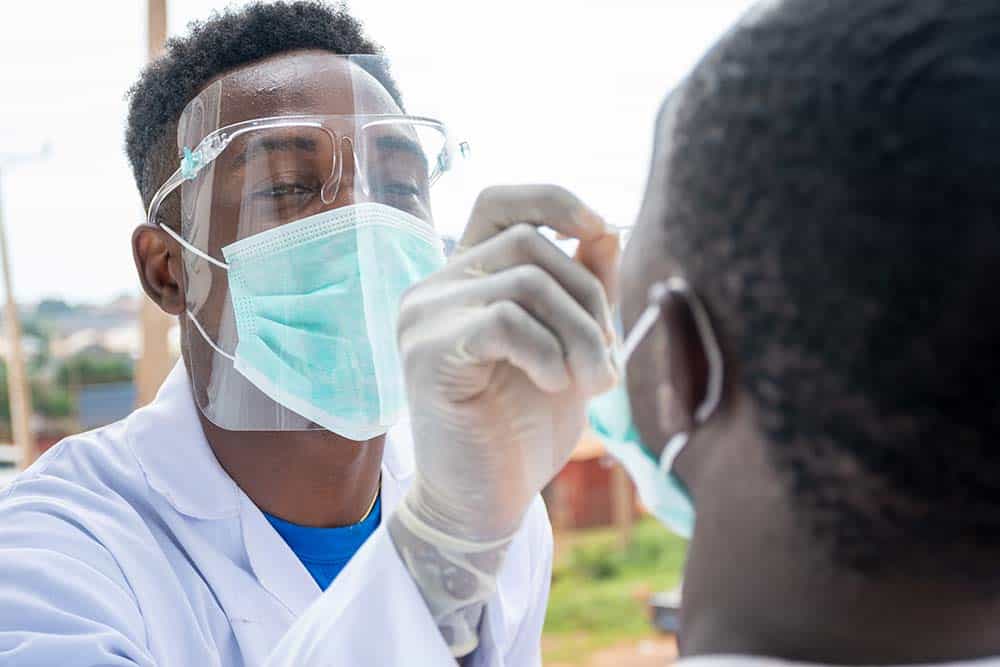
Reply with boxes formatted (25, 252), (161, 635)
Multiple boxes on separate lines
(389, 185), (620, 657)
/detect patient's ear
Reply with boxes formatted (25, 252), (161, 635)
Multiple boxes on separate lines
(657, 291), (710, 435)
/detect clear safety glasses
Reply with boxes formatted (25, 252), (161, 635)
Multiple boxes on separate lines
(146, 113), (465, 268)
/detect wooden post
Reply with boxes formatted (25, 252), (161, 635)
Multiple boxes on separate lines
(147, 0), (167, 60)
(0, 172), (36, 468)
(611, 462), (633, 550)
(134, 0), (175, 407)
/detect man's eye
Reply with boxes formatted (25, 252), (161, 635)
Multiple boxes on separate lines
(373, 182), (423, 198)
(256, 182), (315, 198)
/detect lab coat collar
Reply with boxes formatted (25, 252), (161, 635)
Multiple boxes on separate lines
(382, 415), (415, 482)
(127, 361), (415, 522)
(127, 360), (418, 617)
(127, 361), (242, 520)
(241, 418), (415, 618)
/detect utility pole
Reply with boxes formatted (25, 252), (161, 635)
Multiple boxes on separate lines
(134, 0), (176, 407)
(0, 150), (46, 469)
(611, 463), (634, 549)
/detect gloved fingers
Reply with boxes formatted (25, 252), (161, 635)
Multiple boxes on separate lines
(399, 302), (570, 395)
(436, 222), (614, 339)
(462, 301), (573, 393)
(420, 300), (572, 394)
(459, 184), (611, 249)
(575, 228), (622, 307)
(400, 266), (615, 395)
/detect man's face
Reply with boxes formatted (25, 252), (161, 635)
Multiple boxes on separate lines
(176, 50), (406, 415)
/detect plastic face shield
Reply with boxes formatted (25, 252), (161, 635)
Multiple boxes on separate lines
(144, 54), (466, 432)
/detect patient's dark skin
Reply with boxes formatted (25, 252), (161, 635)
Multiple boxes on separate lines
(618, 12), (1000, 665)
(620, 132), (1000, 664)
(132, 50), (394, 528)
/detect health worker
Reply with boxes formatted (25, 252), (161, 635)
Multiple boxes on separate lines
(0, 3), (619, 665)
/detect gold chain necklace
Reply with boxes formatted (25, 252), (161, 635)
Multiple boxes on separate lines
(358, 473), (381, 523)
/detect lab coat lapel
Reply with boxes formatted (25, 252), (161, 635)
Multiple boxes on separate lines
(128, 362), (312, 657)
(128, 362), (240, 520)
(240, 419), (414, 620)
(380, 417), (414, 517)
(239, 490), (322, 619)
(132, 365), (417, 626)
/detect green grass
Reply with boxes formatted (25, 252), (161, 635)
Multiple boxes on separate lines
(543, 517), (687, 663)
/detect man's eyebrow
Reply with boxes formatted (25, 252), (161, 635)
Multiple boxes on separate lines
(230, 135), (319, 169)
(373, 134), (426, 161)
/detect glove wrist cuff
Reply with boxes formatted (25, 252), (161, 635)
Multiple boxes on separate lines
(389, 494), (516, 657)
(395, 494), (515, 553)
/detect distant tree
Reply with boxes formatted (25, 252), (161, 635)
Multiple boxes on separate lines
(31, 382), (72, 419)
(35, 299), (74, 318)
(0, 361), (72, 420)
(56, 352), (133, 387)
(21, 318), (50, 339)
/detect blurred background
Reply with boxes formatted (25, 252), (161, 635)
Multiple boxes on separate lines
(0, 1), (753, 664)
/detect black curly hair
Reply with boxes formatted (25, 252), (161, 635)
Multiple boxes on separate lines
(662, 0), (1000, 578)
(125, 1), (401, 211)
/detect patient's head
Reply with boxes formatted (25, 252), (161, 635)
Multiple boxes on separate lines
(622, 0), (1000, 582)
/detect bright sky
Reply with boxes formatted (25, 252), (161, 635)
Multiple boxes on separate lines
(0, 0), (752, 304)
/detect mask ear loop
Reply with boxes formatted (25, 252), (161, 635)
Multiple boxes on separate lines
(145, 161), (234, 359)
(636, 278), (723, 474)
(185, 309), (236, 362)
(159, 222), (229, 270)
(147, 158), (230, 271)
(149, 177), (233, 359)
(662, 277), (724, 425)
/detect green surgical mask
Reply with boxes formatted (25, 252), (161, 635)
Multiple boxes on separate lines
(188, 202), (446, 440)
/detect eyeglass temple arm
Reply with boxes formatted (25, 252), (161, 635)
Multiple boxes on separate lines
(144, 166), (229, 270)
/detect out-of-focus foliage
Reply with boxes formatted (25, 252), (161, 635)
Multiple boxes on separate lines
(56, 352), (133, 387)
(543, 517), (686, 663)
(0, 361), (73, 421)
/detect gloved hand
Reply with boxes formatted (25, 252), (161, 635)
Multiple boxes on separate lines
(388, 185), (620, 657)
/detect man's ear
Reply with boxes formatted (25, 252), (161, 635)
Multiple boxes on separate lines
(132, 223), (185, 316)
(657, 291), (711, 435)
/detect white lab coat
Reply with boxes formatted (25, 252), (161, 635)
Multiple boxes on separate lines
(0, 362), (553, 666)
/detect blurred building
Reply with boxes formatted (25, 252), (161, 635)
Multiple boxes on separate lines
(0, 296), (180, 456)
(76, 382), (137, 431)
(544, 430), (638, 530)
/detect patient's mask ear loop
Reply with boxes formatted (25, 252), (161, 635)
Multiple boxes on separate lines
(627, 277), (725, 477)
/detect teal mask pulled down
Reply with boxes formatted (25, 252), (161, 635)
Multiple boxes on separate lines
(585, 277), (725, 540)
(220, 203), (446, 441)
(587, 381), (695, 539)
